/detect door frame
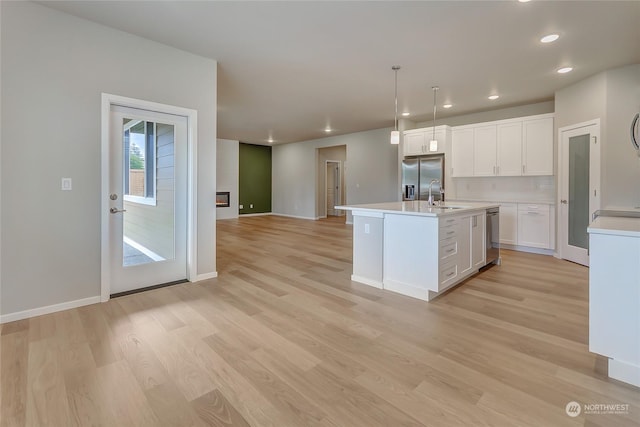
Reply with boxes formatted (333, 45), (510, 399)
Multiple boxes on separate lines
(324, 160), (342, 217)
(557, 118), (601, 263)
(100, 93), (198, 302)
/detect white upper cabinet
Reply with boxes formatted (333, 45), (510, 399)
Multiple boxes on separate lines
(496, 122), (523, 176)
(403, 126), (449, 157)
(451, 128), (474, 177)
(473, 125), (498, 176)
(522, 116), (554, 176)
(451, 113), (554, 178)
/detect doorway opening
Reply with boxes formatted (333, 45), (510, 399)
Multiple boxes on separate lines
(317, 145), (346, 218)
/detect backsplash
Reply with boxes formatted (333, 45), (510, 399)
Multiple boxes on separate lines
(451, 175), (555, 202)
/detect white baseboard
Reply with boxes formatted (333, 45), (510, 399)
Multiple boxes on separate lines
(239, 212), (272, 217)
(500, 243), (554, 256)
(271, 213), (317, 221)
(193, 272), (218, 282)
(383, 279), (429, 301)
(609, 358), (640, 387)
(0, 295), (102, 324)
(351, 274), (383, 289)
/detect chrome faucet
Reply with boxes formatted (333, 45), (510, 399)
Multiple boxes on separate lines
(427, 179), (440, 206)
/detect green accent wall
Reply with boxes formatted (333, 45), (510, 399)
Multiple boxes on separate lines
(239, 143), (272, 214)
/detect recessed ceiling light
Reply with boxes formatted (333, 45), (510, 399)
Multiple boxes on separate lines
(402, 112), (410, 117)
(488, 95), (500, 100)
(325, 127), (332, 133)
(443, 104), (452, 109)
(557, 67), (573, 74)
(540, 34), (560, 43)
(518, 0), (531, 3)
(267, 137), (274, 143)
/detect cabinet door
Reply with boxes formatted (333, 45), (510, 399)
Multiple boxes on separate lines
(499, 203), (517, 245)
(496, 122), (522, 176)
(457, 216), (472, 277)
(517, 205), (550, 248)
(404, 132), (426, 156)
(473, 125), (497, 176)
(523, 117), (553, 176)
(451, 128), (474, 177)
(472, 213), (486, 269)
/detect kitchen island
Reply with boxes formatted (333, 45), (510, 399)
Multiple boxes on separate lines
(337, 201), (499, 301)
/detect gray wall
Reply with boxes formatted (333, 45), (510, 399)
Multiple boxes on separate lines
(273, 128), (398, 219)
(216, 139), (240, 220)
(1, 2), (217, 315)
(555, 64), (640, 209)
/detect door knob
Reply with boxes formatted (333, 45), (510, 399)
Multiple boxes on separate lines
(560, 199), (568, 204)
(110, 207), (127, 214)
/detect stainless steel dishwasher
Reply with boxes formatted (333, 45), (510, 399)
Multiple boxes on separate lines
(486, 207), (500, 265)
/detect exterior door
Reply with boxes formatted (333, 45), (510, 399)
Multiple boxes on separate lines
(559, 122), (600, 266)
(108, 105), (188, 294)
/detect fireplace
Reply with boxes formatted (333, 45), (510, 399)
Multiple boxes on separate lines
(216, 192), (230, 208)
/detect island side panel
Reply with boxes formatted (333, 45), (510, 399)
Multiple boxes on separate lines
(351, 211), (384, 288)
(383, 214), (440, 300)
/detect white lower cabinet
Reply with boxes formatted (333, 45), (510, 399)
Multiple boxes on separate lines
(456, 216), (472, 278)
(499, 203), (518, 245)
(517, 204), (551, 248)
(471, 213), (486, 269)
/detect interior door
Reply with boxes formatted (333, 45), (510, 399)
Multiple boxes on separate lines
(109, 105), (188, 294)
(326, 161), (340, 216)
(560, 123), (600, 266)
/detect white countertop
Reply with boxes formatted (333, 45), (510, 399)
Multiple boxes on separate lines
(336, 201), (499, 217)
(450, 198), (555, 205)
(588, 216), (640, 237)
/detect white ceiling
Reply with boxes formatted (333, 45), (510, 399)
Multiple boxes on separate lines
(42, 1), (640, 145)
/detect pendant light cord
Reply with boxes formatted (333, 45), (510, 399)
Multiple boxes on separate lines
(432, 86), (439, 140)
(393, 66), (400, 132)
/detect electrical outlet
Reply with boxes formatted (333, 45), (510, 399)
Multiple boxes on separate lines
(61, 178), (72, 191)
(239, 204), (244, 209)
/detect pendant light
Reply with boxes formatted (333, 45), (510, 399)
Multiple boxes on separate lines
(429, 86), (439, 152)
(390, 65), (401, 145)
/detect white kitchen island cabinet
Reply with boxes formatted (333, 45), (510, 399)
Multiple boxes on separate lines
(588, 216), (640, 388)
(338, 201), (498, 301)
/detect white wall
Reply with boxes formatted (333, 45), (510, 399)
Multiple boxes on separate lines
(555, 64), (640, 210)
(273, 128), (398, 219)
(216, 139), (239, 220)
(0, 2), (217, 316)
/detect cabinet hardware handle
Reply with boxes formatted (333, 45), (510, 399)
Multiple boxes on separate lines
(522, 165), (525, 174)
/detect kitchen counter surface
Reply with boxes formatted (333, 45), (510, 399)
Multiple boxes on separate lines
(588, 216), (640, 238)
(449, 198), (556, 205)
(336, 201), (498, 217)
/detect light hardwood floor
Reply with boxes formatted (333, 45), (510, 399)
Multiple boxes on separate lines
(1, 215), (639, 426)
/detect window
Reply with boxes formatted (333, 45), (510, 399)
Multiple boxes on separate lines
(123, 119), (156, 205)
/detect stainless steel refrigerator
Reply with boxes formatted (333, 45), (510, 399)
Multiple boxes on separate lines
(402, 154), (445, 201)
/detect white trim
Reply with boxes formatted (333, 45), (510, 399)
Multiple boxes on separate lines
(500, 243), (555, 256)
(271, 213), (317, 220)
(123, 236), (165, 262)
(101, 93), (198, 302)
(382, 279), (428, 300)
(351, 275), (384, 289)
(0, 296), (101, 324)
(239, 212), (273, 217)
(608, 358), (640, 388)
(193, 272), (218, 282)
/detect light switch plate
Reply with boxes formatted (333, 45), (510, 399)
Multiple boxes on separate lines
(61, 178), (72, 191)
(239, 204), (244, 209)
